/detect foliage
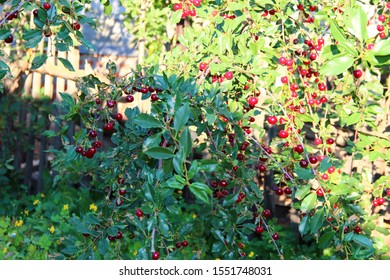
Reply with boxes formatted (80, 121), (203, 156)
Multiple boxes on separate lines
(1, 0), (390, 260)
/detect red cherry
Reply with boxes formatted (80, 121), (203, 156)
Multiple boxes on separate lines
(284, 187), (292, 195)
(299, 159), (309, 168)
(108, 235), (116, 241)
(219, 180), (228, 187)
(255, 226), (265, 234)
(119, 188), (127, 195)
(378, 15), (386, 22)
(279, 56), (286, 65)
(116, 231), (123, 239)
(92, 141), (102, 149)
(173, 3), (182, 10)
(344, 227), (349, 234)
(75, 146), (83, 154)
(377, 25), (385, 32)
(267, 116), (277, 125)
(151, 94), (159, 102)
(353, 69), (362, 79)
(95, 98), (101, 105)
(175, 242), (182, 249)
(135, 208), (144, 217)
(248, 97), (258, 107)
(103, 123), (113, 132)
(4, 34), (14, 44)
(378, 197), (385, 205)
(318, 83), (326, 91)
(258, 164), (266, 172)
(89, 130), (97, 138)
(82, 233), (90, 237)
(327, 166), (336, 174)
(85, 147), (96, 159)
(115, 113), (123, 121)
(262, 209), (271, 218)
(272, 232), (279, 240)
(281, 76), (288, 84)
(326, 138), (335, 145)
(275, 187), (284, 196)
(126, 95), (134, 102)
(181, 240), (189, 247)
(294, 144), (304, 154)
(199, 62), (208, 71)
(117, 177), (125, 184)
(43, 3), (51, 10)
(72, 22), (81, 31)
(387, 189), (390, 197)
(316, 188), (324, 197)
(115, 198), (123, 206)
(152, 251), (160, 260)
(321, 173), (329, 180)
(379, 32), (386, 39)
(278, 130), (289, 138)
(353, 226), (361, 234)
(309, 156), (318, 164)
(314, 138), (322, 145)
(224, 71), (233, 80)
(309, 53), (317, 61)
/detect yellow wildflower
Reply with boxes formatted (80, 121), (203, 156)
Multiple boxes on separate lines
(40, 193), (45, 198)
(56, 240), (61, 245)
(33, 199), (39, 205)
(89, 203), (97, 212)
(24, 210), (29, 216)
(3, 247), (8, 253)
(215, 258), (221, 260)
(248, 251), (255, 258)
(63, 204), (69, 210)
(133, 250), (138, 256)
(192, 213), (197, 219)
(14, 220), (23, 227)
(49, 225), (55, 234)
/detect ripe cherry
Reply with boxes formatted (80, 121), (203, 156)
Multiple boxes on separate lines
(248, 97), (258, 107)
(278, 130), (289, 138)
(327, 166), (336, 174)
(115, 113), (123, 121)
(316, 188), (324, 197)
(262, 209), (271, 218)
(173, 3), (182, 11)
(314, 138), (322, 145)
(378, 197), (385, 205)
(175, 242), (181, 249)
(309, 155), (318, 164)
(321, 173), (329, 180)
(92, 141), (102, 149)
(294, 144), (304, 154)
(43, 3), (51, 10)
(75, 146), (83, 154)
(378, 15), (386, 22)
(353, 69), (363, 79)
(181, 240), (189, 247)
(4, 34), (14, 44)
(151, 94), (159, 102)
(258, 164), (266, 172)
(279, 56), (286, 65)
(116, 231), (123, 239)
(199, 62), (208, 71)
(119, 188), (126, 195)
(72, 22), (81, 31)
(135, 208), (144, 218)
(152, 251), (160, 260)
(299, 159), (309, 168)
(224, 71), (233, 80)
(284, 187), (292, 195)
(126, 95), (134, 102)
(255, 226), (265, 234)
(108, 235), (116, 242)
(103, 122), (114, 132)
(275, 187), (284, 196)
(353, 226), (361, 234)
(219, 180), (228, 187)
(272, 232), (279, 240)
(89, 130), (97, 138)
(326, 138), (335, 145)
(267, 116), (277, 125)
(281, 76), (288, 84)
(115, 198), (123, 206)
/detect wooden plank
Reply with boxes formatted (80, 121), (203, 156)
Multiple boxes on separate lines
(32, 40), (44, 98)
(44, 39), (55, 99)
(67, 48), (80, 93)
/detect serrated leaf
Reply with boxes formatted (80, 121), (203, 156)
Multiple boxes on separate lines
(352, 235), (373, 249)
(300, 193), (317, 213)
(309, 209), (324, 234)
(133, 113), (162, 128)
(189, 182), (212, 204)
(320, 55), (354, 76)
(58, 57), (75, 72)
(30, 54), (48, 70)
(144, 147), (174, 159)
(174, 103), (190, 132)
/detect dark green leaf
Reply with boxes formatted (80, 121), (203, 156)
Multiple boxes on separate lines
(174, 103), (190, 132)
(144, 147), (174, 159)
(309, 209), (324, 234)
(58, 57), (75, 72)
(319, 157), (332, 173)
(179, 127), (192, 156)
(98, 238), (108, 255)
(352, 235), (373, 249)
(299, 215), (310, 235)
(189, 182), (212, 204)
(319, 231), (335, 248)
(133, 113), (162, 128)
(295, 164), (315, 180)
(30, 54), (48, 70)
(0, 29), (12, 40)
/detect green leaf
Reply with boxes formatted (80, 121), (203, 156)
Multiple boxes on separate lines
(345, 112), (360, 126)
(345, 6), (368, 42)
(133, 113), (162, 128)
(158, 213), (170, 237)
(59, 92), (74, 105)
(295, 185), (311, 200)
(189, 182), (212, 204)
(295, 164), (315, 180)
(197, 159), (219, 173)
(299, 215), (310, 235)
(144, 147), (174, 159)
(98, 238), (109, 255)
(174, 103), (190, 132)
(320, 55), (354, 76)
(300, 193), (317, 213)
(0, 29), (12, 40)
(61, 246), (78, 255)
(319, 157), (332, 173)
(331, 185), (354, 196)
(179, 127), (192, 156)
(30, 54), (48, 70)
(309, 209), (324, 234)
(372, 38), (390, 56)
(171, 10), (182, 24)
(352, 235), (373, 249)
(330, 20), (346, 43)
(58, 57), (75, 72)
(161, 176), (185, 189)
(319, 231), (335, 248)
